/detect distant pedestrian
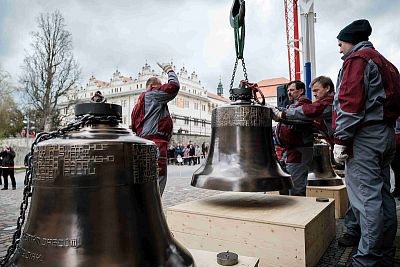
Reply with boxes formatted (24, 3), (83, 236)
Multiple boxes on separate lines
(91, 91), (106, 103)
(195, 144), (202, 164)
(0, 146), (16, 190)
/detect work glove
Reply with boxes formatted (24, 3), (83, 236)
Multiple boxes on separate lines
(333, 144), (348, 164)
(157, 62), (174, 73)
(266, 104), (283, 121)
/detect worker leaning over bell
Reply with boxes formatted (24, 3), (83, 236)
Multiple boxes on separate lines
(270, 76), (335, 145)
(270, 80), (314, 196)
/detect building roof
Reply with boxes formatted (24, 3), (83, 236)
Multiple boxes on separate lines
(207, 92), (230, 103)
(94, 80), (111, 87)
(257, 77), (289, 97)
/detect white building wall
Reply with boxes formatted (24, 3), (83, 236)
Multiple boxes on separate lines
(59, 63), (228, 137)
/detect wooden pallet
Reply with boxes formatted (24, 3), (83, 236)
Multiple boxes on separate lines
(167, 192), (335, 267)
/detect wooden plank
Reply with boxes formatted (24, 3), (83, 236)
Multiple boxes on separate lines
(168, 192), (334, 228)
(304, 202), (336, 267)
(168, 211), (305, 266)
(188, 248), (259, 267)
(174, 231), (304, 267)
(306, 185), (348, 218)
(167, 193), (336, 267)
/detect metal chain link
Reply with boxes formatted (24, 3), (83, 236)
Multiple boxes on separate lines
(0, 114), (97, 266)
(229, 58), (239, 90)
(229, 58), (249, 90)
(241, 58), (248, 82)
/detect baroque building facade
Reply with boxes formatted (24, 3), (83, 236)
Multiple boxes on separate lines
(59, 62), (229, 140)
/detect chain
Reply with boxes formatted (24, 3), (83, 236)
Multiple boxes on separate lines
(229, 58), (239, 90)
(229, 58), (249, 91)
(0, 114), (96, 266)
(241, 58), (248, 82)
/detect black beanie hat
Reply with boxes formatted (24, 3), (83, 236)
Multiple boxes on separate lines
(337, 19), (372, 44)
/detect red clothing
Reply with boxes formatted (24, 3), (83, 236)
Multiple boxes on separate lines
(334, 42), (400, 145)
(131, 71), (180, 142)
(276, 96), (313, 149)
(276, 96), (314, 163)
(282, 94), (334, 144)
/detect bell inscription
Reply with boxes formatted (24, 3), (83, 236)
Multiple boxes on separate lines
(22, 233), (80, 248)
(212, 106), (271, 127)
(16, 246), (42, 262)
(33, 144), (115, 181)
(132, 144), (158, 184)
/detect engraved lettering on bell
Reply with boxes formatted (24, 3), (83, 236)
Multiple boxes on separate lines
(17, 246), (43, 262)
(212, 106), (271, 127)
(22, 233), (81, 248)
(33, 144), (115, 181)
(132, 144), (158, 184)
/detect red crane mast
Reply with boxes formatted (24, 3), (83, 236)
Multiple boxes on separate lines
(284, 0), (301, 81)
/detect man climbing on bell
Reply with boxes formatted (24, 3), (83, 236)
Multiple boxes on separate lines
(131, 62), (179, 195)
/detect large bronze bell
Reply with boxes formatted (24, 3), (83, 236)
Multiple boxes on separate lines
(191, 82), (292, 192)
(5, 103), (194, 267)
(307, 142), (343, 186)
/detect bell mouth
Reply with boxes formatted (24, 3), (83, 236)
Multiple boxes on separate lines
(191, 175), (292, 192)
(191, 164), (292, 192)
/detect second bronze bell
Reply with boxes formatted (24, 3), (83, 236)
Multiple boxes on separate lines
(191, 85), (292, 192)
(307, 142), (344, 186)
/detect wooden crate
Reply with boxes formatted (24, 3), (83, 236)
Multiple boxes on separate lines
(188, 248), (259, 267)
(306, 184), (348, 219)
(167, 192), (335, 267)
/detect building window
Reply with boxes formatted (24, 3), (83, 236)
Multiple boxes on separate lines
(184, 117), (189, 125)
(201, 120), (205, 127)
(194, 102), (199, 110)
(194, 119), (198, 126)
(184, 100), (189, 108)
(202, 105), (206, 111)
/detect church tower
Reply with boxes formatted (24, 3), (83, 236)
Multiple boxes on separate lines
(217, 78), (223, 96)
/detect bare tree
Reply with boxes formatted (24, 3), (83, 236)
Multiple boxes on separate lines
(20, 10), (80, 131)
(0, 66), (12, 98)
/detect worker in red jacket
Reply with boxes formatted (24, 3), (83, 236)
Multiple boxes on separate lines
(333, 19), (398, 267)
(271, 76), (335, 144)
(272, 80), (313, 196)
(131, 62), (179, 195)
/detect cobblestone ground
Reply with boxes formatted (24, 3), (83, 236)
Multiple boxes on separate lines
(1, 165), (400, 266)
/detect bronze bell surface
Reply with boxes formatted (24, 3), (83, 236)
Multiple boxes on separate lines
(4, 102), (194, 267)
(191, 82), (292, 192)
(307, 142), (344, 186)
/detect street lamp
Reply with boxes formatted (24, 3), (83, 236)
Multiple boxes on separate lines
(22, 117), (34, 150)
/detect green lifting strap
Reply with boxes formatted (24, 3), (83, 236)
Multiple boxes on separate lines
(233, 16), (245, 59)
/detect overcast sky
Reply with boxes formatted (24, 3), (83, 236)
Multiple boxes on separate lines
(0, 0), (399, 95)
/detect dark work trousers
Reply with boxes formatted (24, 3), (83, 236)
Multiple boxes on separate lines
(2, 168), (16, 189)
(283, 146), (313, 196)
(343, 203), (360, 237)
(345, 124), (396, 267)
